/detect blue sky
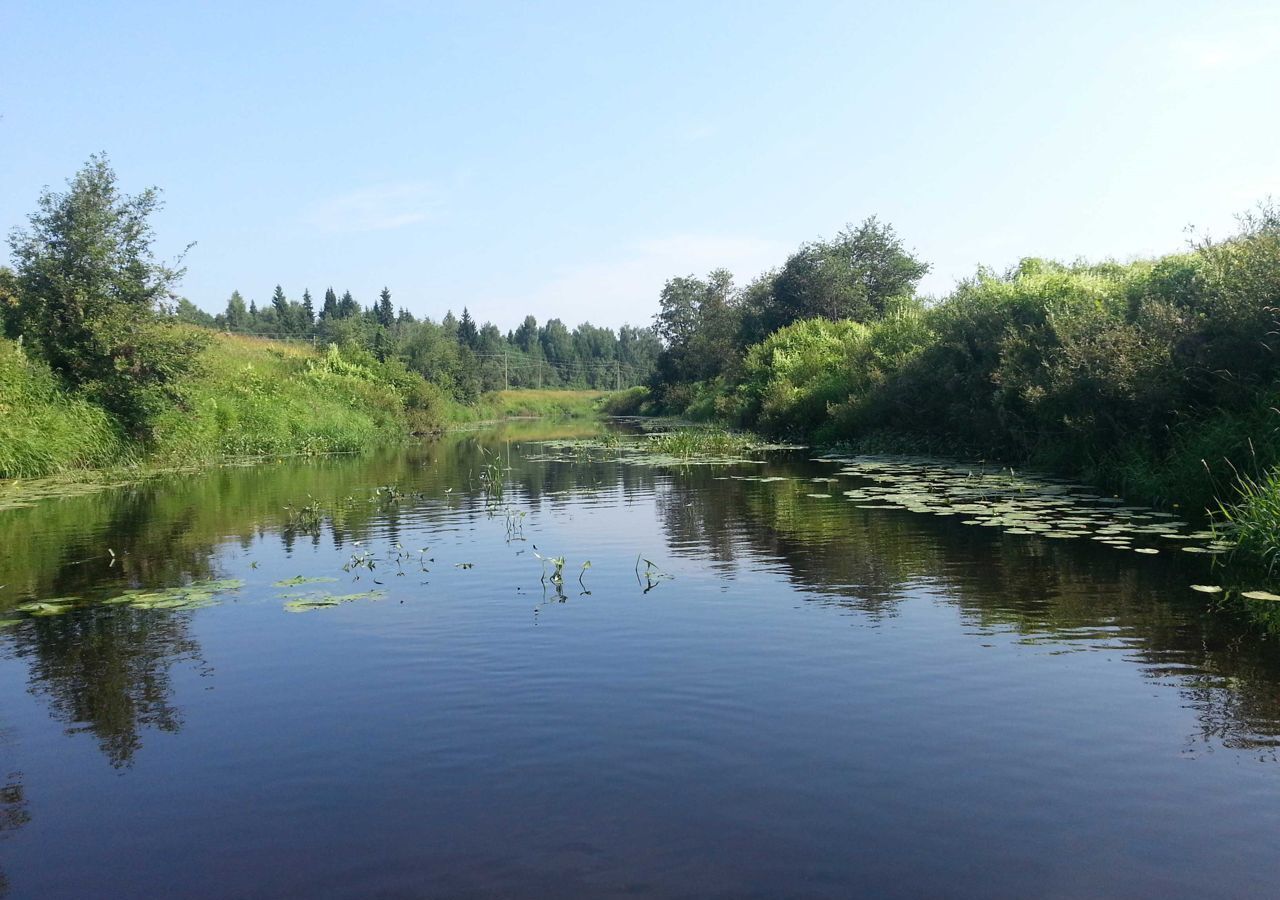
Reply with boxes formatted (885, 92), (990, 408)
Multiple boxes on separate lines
(2, 1), (1277, 329)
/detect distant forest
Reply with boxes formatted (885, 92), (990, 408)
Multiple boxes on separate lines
(174, 287), (662, 399)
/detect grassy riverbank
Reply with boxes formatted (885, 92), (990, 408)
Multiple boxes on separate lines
(0, 332), (610, 480)
(452, 388), (611, 424)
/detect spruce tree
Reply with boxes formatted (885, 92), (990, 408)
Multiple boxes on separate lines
(322, 287), (338, 320)
(271, 285), (288, 325)
(377, 286), (394, 327)
(338, 290), (358, 318)
(302, 288), (315, 325)
(458, 306), (478, 348)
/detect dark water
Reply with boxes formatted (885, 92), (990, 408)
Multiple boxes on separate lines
(2, 421), (1280, 898)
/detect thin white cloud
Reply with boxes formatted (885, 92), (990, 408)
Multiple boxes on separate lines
(498, 234), (787, 327)
(304, 182), (439, 234)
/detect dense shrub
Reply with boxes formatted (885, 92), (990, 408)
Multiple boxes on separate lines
(669, 205), (1280, 517)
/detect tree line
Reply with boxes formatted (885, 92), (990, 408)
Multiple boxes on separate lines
(174, 285), (661, 400)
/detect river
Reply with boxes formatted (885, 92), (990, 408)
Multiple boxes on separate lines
(1, 420), (1278, 898)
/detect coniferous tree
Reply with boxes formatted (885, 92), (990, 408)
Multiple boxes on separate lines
(301, 289), (315, 326)
(338, 290), (358, 318)
(271, 285), (288, 330)
(513, 315), (538, 353)
(457, 307), (479, 349)
(377, 287), (395, 327)
(321, 287), (338, 320)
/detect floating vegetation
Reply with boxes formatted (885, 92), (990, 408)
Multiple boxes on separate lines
(15, 597), (79, 616)
(282, 590), (386, 612)
(1241, 590), (1280, 602)
(822, 455), (1235, 559)
(4, 586), (247, 621)
(273, 575), (338, 587)
(1190, 585), (1224, 593)
(102, 578), (245, 612)
(525, 429), (802, 469)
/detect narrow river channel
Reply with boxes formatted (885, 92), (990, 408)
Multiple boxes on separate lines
(2, 421), (1278, 898)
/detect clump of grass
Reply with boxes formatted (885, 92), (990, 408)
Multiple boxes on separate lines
(0, 339), (130, 478)
(1214, 467), (1280, 572)
(642, 427), (755, 458)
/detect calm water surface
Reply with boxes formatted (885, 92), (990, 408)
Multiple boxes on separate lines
(2, 421), (1279, 898)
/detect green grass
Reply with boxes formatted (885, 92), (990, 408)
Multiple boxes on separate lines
(449, 389), (610, 424)
(147, 335), (420, 464)
(0, 333), (463, 479)
(641, 427), (755, 458)
(0, 333), (623, 481)
(0, 339), (131, 477)
(1215, 468), (1280, 572)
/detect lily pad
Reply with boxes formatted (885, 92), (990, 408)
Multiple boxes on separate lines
(1241, 590), (1280, 602)
(282, 590), (387, 613)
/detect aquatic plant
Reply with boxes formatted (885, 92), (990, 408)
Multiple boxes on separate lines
(284, 496), (325, 532)
(282, 589), (386, 612)
(642, 428), (755, 458)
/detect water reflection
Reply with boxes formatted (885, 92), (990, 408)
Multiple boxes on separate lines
(10, 610), (202, 768)
(5, 423), (1280, 896)
(3, 422), (1280, 766)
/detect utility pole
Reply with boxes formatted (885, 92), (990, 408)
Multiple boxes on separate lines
(616, 361), (621, 391)
(504, 349), (509, 391)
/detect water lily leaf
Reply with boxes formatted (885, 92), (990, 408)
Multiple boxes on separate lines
(1189, 585), (1223, 593)
(1241, 590), (1280, 602)
(273, 576), (339, 587)
(282, 590), (387, 612)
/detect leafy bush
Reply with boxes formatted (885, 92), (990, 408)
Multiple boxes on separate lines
(6, 156), (209, 436)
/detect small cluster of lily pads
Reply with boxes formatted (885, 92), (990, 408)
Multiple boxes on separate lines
(102, 578), (246, 611)
(0, 478), (136, 513)
(279, 589), (386, 613)
(0, 578), (246, 625)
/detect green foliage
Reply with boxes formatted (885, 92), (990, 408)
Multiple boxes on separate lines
(1215, 466), (1280, 574)
(649, 202), (1280, 529)
(6, 155), (209, 436)
(0, 338), (129, 477)
(759, 217), (930, 334)
(600, 385), (651, 416)
(147, 336), (446, 462)
(642, 427), (755, 458)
